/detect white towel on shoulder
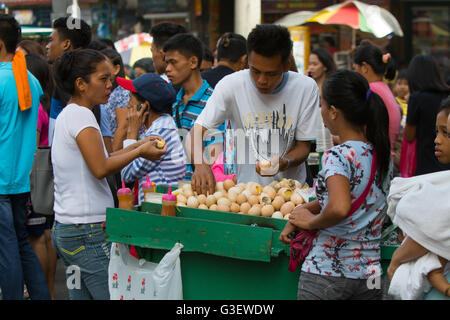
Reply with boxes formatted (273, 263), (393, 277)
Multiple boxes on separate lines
(387, 171), (450, 260)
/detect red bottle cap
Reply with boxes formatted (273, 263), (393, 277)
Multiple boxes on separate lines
(162, 186), (176, 201)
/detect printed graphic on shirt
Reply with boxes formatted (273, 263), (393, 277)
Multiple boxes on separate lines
(241, 104), (295, 162)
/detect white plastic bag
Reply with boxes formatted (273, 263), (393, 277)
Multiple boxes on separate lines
(108, 242), (183, 300)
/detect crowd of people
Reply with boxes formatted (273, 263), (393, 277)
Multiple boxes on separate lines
(0, 12), (449, 300)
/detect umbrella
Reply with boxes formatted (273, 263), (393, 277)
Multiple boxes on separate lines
(304, 0), (403, 44)
(114, 33), (153, 66)
(274, 11), (317, 27)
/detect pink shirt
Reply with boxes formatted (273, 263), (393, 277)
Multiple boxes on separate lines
(37, 103), (49, 146)
(370, 81), (401, 150)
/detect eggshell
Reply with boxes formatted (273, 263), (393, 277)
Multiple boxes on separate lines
(217, 197), (231, 207)
(176, 195), (187, 204)
(217, 204), (230, 212)
(262, 186), (277, 200)
(271, 196), (285, 211)
(230, 203), (240, 213)
(205, 195), (217, 207)
(236, 193), (247, 205)
(280, 201), (295, 216)
(261, 205), (275, 217)
(223, 179), (235, 191)
(197, 194), (207, 205)
(239, 202), (251, 214)
(291, 192), (305, 206)
(248, 205), (261, 216)
(272, 211), (284, 219)
(248, 195), (260, 206)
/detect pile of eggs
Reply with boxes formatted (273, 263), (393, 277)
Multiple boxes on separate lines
(175, 179), (305, 219)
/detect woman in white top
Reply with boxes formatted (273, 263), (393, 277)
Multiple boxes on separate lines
(51, 49), (166, 300)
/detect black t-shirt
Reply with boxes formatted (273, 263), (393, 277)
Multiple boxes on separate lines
(406, 90), (450, 175)
(201, 65), (234, 89)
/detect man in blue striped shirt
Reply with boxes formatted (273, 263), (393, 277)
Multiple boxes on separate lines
(118, 73), (186, 203)
(163, 33), (225, 180)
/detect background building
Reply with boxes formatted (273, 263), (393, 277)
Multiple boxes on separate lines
(1, 0), (448, 78)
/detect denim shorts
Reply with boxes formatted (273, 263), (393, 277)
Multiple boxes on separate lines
(25, 196), (54, 237)
(298, 272), (383, 300)
(51, 221), (111, 300)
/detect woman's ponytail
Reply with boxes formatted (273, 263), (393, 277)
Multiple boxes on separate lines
(383, 53), (396, 81)
(365, 90), (391, 182)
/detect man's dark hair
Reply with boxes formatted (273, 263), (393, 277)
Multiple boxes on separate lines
(100, 38), (116, 50)
(53, 16), (92, 49)
(0, 14), (21, 53)
(88, 39), (108, 51)
(150, 22), (186, 49)
(163, 33), (203, 69)
(217, 32), (246, 63)
(247, 24), (292, 64)
(203, 46), (214, 64)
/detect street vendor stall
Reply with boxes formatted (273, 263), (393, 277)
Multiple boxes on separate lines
(105, 180), (399, 300)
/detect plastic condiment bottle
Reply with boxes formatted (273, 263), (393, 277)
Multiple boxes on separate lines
(161, 186), (176, 217)
(142, 174), (155, 202)
(117, 180), (133, 210)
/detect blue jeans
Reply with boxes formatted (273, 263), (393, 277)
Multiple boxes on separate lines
(0, 193), (51, 300)
(51, 221), (111, 300)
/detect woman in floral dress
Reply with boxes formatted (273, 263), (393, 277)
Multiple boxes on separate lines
(280, 70), (393, 300)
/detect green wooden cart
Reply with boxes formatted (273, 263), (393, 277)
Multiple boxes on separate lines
(105, 201), (398, 300)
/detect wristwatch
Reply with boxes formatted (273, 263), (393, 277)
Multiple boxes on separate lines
(282, 156), (292, 170)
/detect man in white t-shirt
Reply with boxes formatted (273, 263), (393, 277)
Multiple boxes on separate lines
(189, 24), (320, 195)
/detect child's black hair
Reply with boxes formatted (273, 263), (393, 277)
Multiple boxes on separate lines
(439, 95), (450, 116)
(396, 70), (407, 81)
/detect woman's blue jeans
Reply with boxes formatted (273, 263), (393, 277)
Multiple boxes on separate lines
(51, 221), (111, 300)
(0, 193), (51, 300)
